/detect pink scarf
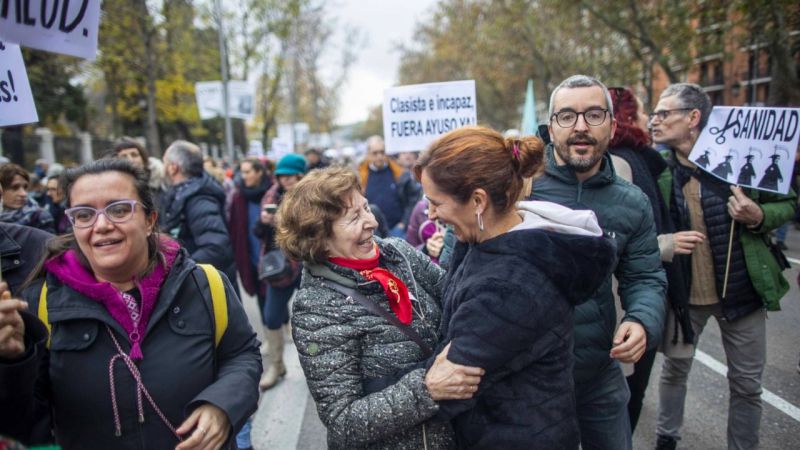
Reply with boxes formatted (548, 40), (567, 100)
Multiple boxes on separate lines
(44, 236), (180, 360)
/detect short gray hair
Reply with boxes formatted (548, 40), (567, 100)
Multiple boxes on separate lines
(548, 75), (614, 118)
(164, 140), (204, 178)
(659, 83), (712, 130)
(366, 135), (384, 151)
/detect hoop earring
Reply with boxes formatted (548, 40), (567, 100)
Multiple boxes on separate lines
(476, 211), (484, 232)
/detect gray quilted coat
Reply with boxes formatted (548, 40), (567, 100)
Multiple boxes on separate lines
(292, 238), (455, 449)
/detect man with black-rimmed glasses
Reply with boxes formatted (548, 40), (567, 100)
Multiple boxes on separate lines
(652, 83), (795, 450)
(531, 74), (667, 450)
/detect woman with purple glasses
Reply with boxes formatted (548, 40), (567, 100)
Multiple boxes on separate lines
(0, 158), (261, 450)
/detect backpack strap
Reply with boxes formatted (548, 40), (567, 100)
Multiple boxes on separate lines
(38, 281), (52, 349)
(197, 264), (228, 348)
(37, 268), (229, 350)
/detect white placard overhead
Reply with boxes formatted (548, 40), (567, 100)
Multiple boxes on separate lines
(0, 1), (101, 60)
(690, 106), (800, 195)
(277, 122), (310, 148)
(268, 137), (292, 161)
(195, 81), (255, 120)
(382, 80), (477, 154)
(0, 41), (38, 127)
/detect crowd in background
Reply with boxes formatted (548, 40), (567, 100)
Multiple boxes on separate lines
(0, 78), (799, 450)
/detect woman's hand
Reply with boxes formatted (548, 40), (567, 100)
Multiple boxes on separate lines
(0, 283), (27, 360)
(175, 403), (230, 450)
(424, 343), (485, 400)
(260, 209), (276, 225)
(425, 231), (445, 258)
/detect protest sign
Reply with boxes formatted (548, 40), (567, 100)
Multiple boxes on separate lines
(383, 80), (477, 154)
(0, 41), (38, 127)
(0, 1), (101, 60)
(269, 137), (292, 160)
(195, 81), (255, 120)
(690, 106), (800, 195)
(247, 140), (264, 157)
(277, 122), (310, 150)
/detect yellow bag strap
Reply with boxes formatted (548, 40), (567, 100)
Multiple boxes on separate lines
(198, 264), (228, 348)
(38, 281), (52, 349)
(36, 267), (228, 350)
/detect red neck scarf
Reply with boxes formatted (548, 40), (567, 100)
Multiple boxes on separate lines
(329, 246), (413, 325)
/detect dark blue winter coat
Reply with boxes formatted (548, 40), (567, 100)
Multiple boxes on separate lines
(432, 205), (617, 449)
(0, 222), (52, 295)
(160, 173), (237, 285)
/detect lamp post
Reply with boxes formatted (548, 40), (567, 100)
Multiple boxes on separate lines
(214, 0), (235, 162)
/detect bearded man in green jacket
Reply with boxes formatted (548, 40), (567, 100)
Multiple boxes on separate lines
(531, 74), (667, 450)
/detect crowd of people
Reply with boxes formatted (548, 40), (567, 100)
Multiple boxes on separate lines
(0, 76), (797, 450)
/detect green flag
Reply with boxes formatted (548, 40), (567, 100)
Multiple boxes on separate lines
(521, 79), (537, 136)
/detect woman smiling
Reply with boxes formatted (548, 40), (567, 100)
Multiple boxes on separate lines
(276, 167), (483, 449)
(0, 159), (261, 450)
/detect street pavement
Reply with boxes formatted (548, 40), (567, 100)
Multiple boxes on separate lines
(248, 227), (800, 449)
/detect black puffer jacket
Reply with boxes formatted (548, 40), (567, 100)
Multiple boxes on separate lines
(292, 238), (455, 449)
(0, 222), (52, 295)
(433, 202), (617, 449)
(160, 173), (237, 285)
(671, 162), (760, 321)
(0, 250), (261, 449)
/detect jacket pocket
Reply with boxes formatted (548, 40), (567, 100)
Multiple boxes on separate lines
(49, 320), (99, 351)
(167, 297), (215, 338)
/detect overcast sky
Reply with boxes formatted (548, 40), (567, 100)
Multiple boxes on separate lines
(332, 0), (436, 125)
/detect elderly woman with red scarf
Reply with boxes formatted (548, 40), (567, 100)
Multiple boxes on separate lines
(276, 167), (483, 450)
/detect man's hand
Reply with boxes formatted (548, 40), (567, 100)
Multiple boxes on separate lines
(610, 321), (646, 364)
(673, 231), (706, 255)
(0, 282), (27, 359)
(175, 403), (230, 450)
(728, 186), (764, 228)
(424, 343), (485, 400)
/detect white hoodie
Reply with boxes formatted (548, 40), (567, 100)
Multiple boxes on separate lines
(511, 200), (603, 237)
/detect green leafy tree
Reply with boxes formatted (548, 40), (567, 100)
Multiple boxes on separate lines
(397, 0), (697, 128)
(21, 49), (88, 130)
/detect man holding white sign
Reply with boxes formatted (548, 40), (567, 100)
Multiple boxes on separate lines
(652, 83), (796, 450)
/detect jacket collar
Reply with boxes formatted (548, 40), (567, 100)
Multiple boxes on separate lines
(0, 226), (21, 257)
(162, 173), (221, 228)
(306, 238), (405, 289)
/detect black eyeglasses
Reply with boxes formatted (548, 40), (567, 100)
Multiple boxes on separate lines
(65, 200), (141, 229)
(648, 108), (693, 122)
(551, 108), (609, 128)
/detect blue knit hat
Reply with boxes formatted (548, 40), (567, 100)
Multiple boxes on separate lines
(274, 153), (307, 176)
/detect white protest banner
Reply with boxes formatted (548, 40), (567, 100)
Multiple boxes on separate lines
(277, 122), (310, 150)
(690, 106), (800, 195)
(0, 1), (101, 60)
(247, 140), (264, 157)
(268, 137), (292, 160)
(0, 41), (38, 126)
(383, 80), (477, 154)
(195, 81), (255, 120)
